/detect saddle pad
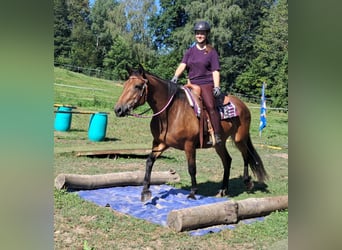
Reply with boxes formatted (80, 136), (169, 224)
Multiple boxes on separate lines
(218, 102), (238, 119)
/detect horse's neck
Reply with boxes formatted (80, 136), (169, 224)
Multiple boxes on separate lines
(146, 74), (173, 110)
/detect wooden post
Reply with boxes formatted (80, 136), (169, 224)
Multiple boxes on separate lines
(54, 170), (181, 190)
(167, 195), (288, 232)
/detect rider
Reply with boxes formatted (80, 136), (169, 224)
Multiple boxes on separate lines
(171, 20), (223, 145)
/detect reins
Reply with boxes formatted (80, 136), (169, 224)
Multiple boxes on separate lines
(128, 76), (176, 118)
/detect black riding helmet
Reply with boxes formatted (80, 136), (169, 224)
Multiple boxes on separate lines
(194, 21), (211, 33)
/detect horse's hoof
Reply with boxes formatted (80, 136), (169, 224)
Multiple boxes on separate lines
(141, 190), (152, 202)
(245, 181), (254, 191)
(216, 189), (228, 197)
(187, 193), (197, 200)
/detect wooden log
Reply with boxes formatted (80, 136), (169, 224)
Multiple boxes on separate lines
(167, 201), (238, 232)
(167, 195), (288, 232)
(75, 148), (151, 157)
(237, 196), (288, 219)
(54, 170), (180, 190)
(54, 104), (77, 109)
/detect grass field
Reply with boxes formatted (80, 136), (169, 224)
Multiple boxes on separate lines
(54, 67), (288, 249)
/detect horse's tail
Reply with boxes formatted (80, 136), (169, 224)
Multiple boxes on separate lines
(246, 135), (268, 183)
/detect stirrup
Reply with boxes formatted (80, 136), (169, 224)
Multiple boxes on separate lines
(207, 133), (221, 146)
(214, 134), (222, 145)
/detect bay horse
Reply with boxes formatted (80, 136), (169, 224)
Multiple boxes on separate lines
(114, 65), (268, 202)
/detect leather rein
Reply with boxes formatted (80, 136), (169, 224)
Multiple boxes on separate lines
(128, 76), (176, 118)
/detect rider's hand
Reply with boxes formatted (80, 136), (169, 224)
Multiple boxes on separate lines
(213, 87), (221, 97)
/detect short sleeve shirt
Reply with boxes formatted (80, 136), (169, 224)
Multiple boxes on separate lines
(181, 45), (220, 85)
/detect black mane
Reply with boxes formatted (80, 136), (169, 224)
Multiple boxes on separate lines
(144, 71), (179, 97)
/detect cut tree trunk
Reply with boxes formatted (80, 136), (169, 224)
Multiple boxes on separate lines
(167, 195), (288, 232)
(54, 170), (180, 190)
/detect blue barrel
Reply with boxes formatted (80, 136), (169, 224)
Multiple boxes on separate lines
(54, 106), (72, 131)
(88, 112), (108, 141)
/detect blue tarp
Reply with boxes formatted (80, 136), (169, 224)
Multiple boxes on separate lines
(77, 184), (264, 236)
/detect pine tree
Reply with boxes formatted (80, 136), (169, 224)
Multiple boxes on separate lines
(54, 0), (72, 64)
(67, 0), (97, 68)
(90, 0), (119, 68)
(235, 0), (288, 108)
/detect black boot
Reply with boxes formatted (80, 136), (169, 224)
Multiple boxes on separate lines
(214, 134), (222, 145)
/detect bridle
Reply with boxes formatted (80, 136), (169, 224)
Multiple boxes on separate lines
(127, 76), (176, 118)
(128, 76), (148, 107)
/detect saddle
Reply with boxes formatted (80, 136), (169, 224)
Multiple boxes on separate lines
(182, 82), (238, 147)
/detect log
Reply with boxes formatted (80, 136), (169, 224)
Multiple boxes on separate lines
(237, 196), (288, 219)
(167, 201), (238, 232)
(54, 170), (180, 190)
(167, 195), (288, 232)
(54, 104), (77, 109)
(75, 148), (151, 157)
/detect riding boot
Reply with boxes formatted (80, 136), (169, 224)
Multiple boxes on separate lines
(214, 134), (222, 145)
(207, 132), (222, 146)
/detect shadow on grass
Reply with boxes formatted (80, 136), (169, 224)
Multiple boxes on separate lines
(103, 137), (120, 142)
(69, 128), (87, 132)
(181, 177), (269, 197)
(63, 131), (122, 142)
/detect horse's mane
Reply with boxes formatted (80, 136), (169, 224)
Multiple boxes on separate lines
(144, 71), (179, 97)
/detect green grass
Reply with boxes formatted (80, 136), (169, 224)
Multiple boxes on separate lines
(54, 67), (288, 249)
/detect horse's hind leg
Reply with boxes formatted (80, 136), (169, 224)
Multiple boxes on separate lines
(215, 143), (232, 197)
(235, 140), (254, 191)
(141, 143), (167, 202)
(242, 155), (254, 190)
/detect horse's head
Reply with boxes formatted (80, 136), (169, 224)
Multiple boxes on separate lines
(114, 64), (148, 117)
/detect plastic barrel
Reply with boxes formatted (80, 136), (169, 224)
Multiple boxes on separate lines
(88, 112), (108, 141)
(54, 106), (72, 131)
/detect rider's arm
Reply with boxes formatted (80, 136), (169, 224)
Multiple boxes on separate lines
(174, 63), (187, 78)
(213, 70), (220, 88)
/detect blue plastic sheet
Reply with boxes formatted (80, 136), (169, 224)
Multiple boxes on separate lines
(77, 184), (264, 236)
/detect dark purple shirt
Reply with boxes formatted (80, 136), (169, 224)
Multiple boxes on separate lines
(181, 45), (220, 85)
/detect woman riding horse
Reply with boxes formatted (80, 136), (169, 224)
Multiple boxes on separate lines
(114, 65), (268, 202)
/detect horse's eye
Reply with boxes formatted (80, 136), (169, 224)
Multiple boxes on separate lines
(135, 84), (143, 90)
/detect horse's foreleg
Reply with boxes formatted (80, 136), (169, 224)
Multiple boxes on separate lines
(141, 144), (166, 202)
(215, 144), (232, 197)
(185, 146), (197, 199)
(141, 152), (156, 202)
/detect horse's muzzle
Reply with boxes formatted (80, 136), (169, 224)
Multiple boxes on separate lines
(114, 104), (129, 117)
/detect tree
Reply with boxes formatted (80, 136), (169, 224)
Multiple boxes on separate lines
(90, 0), (119, 68)
(67, 0), (97, 67)
(103, 35), (132, 80)
(149, 0), (189, 51)
(69, 21), (97, 67)
(235, 0), (288, 108)
(123, 0), (157, 66)
(54, 0), (72, 64)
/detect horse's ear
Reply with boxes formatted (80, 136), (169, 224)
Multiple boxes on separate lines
(138, 64), (145, 75)
(126, 64), (132, 75)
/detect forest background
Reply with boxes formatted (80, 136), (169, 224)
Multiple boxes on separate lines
(54, 0), (288, 109)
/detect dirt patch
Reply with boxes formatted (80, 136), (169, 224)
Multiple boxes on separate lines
(273, 153), (288, 159)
